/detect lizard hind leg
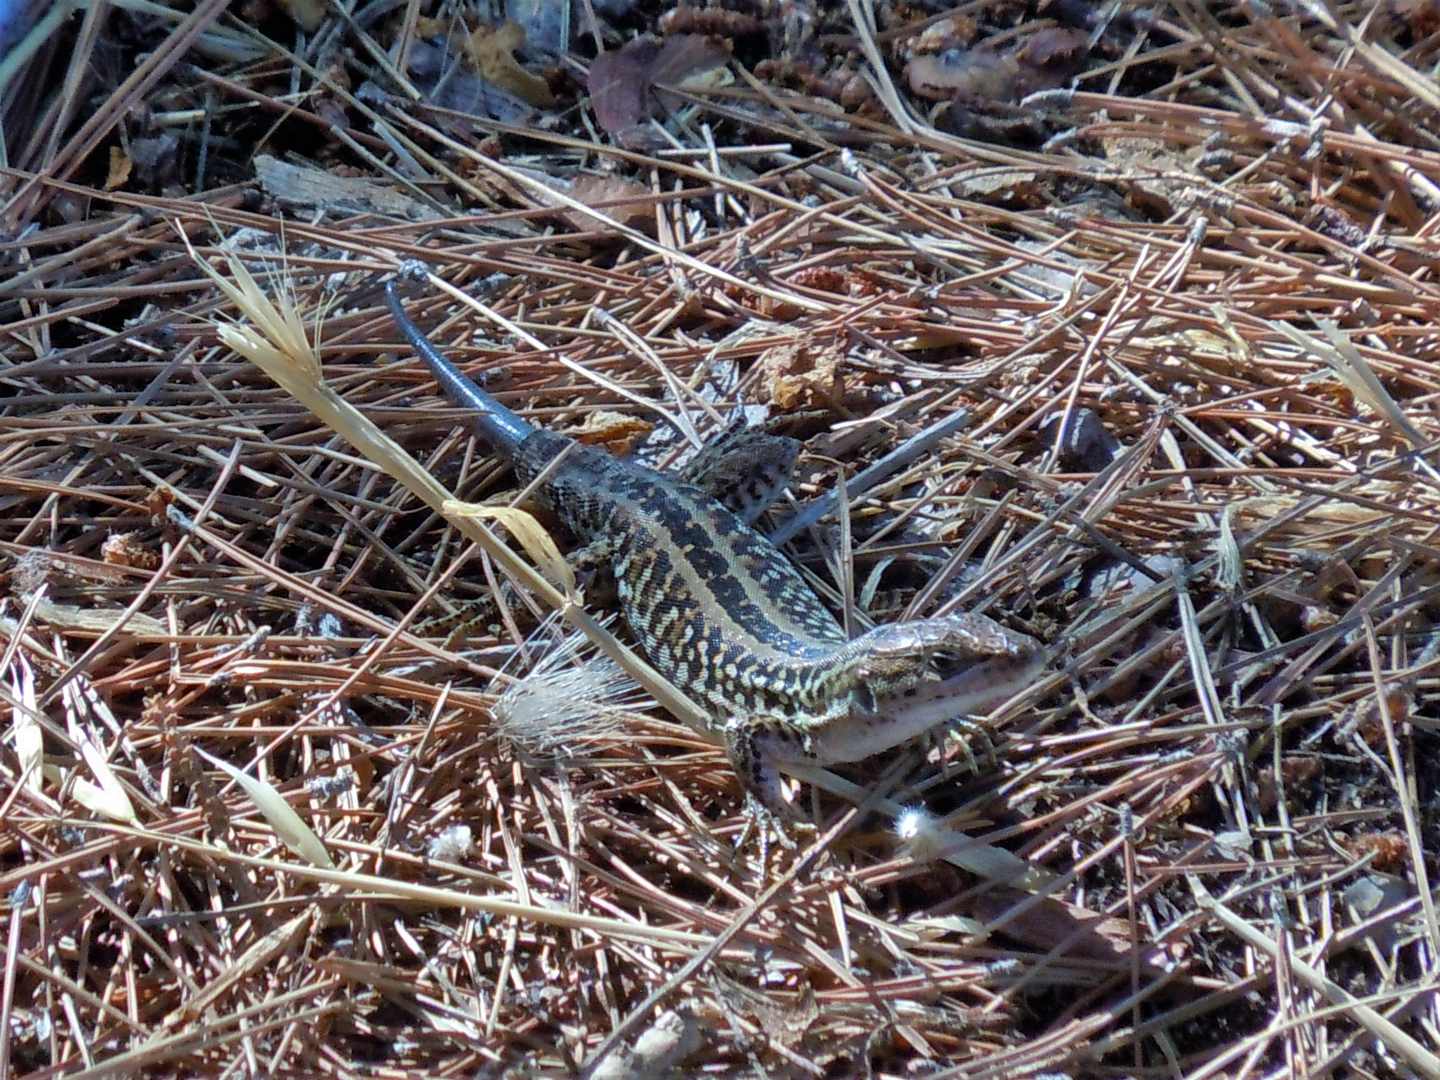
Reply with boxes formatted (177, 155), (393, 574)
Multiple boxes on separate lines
(568, 535), (621, 605)
(680, 419), (801, 525)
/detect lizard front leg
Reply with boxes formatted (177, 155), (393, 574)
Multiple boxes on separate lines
(722, 714), (817, 820)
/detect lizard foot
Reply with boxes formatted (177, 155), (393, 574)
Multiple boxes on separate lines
(929, 715), (997, 781)
(735, 792), (816, 869)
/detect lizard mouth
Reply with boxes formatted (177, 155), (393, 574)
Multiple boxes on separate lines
(890, 646), (1048, 723)
(813, 643), (1050, 765)
(852, 642), (1048, 728)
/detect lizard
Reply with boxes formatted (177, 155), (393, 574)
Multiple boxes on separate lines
(385, 280), (1049, 817)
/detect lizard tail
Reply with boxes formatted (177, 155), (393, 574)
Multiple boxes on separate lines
(385, 281), (533, 453)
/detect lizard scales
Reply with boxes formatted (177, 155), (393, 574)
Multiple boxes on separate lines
(386, 281), (1045, 810)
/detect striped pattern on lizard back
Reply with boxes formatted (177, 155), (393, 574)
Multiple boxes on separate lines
(513, 429), (847, 718)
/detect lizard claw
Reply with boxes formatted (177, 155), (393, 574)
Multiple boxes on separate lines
(735, 792), (810, 868)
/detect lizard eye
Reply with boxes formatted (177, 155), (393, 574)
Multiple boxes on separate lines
(929, 649), (973, 676)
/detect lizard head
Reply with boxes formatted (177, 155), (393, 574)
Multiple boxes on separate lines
(813, 614), (1047, 760)
(732, 613), (1052, 777)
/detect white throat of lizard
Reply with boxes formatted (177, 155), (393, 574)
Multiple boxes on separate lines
(791, 619), (1048, 765)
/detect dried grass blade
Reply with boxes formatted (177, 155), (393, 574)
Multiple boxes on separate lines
(1201, 892), (1440, 1079)
(443, 501), (576, 596)
(106, 826), (710, 946)
(1272, 319), (1437, 477)
(172, 912), (312, 1021)
(193, 747), (334, 868)
(7, 653), (42, 796)
(63, 685), (137, 824)
(69, 747), (138, 823)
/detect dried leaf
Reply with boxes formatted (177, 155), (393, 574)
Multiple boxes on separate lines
(588, 38), (662, 140)
(104, 147), (132, 191)
(101, 532), (161, 571)
(708, 972), (818, 1049)
(128, 133), (180, 185)
(1016, 26), (1090, 76)
(1391, 0), (1440, 34)
(909, 28), (1088, 102)
(195, 747), (334, 868)
(905, 914), (986, 940)
(256, 154), (438, 221)
(465, 21), (554, 108)
(277, 0), (324, 31)
(1231, 491), (1394, 538)
(571, 408), (654, 453)
(648, 33), (729, 89)
(565, 174), (654, 232)
(30, 596), (168, 636)
(761, 340), (843, 411)
(908, 48), (1013, 101)
(405, 39), (538, 125)
(588, 35), (728, 145)
(970, 890), (1185, 976)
